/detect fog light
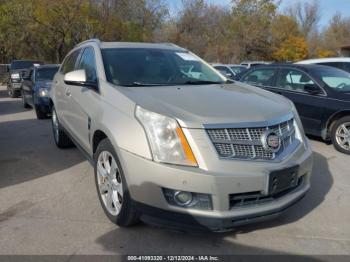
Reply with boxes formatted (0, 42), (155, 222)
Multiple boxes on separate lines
(162, 188), (212, 210)
(174, 191), (193, 206)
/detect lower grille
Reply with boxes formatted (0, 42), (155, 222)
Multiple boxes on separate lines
(207, 118), (297, 161)
(229, 176), (304, 209)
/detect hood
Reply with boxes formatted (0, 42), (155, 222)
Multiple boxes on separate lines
(35, 80), (53, 89)
(120, 82), (293, 128)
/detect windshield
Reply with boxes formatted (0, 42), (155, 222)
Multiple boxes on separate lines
(11, 61), (41, 70)
(312, 67), (350, 92)
(101, 48), (225, 86)
(36, 67), (59, 81)
(230, 66), (246, 74)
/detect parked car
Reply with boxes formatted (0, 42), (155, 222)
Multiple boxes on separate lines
(7, 60), (43, 97)
(211, 64), (236, 80)
(50, 39), (312, 232)
(238, 63), (350, 154)
(21, 64), (59, 119)
(296, 57), (350, 73)
(240, 61), (270, 68)
(227, 64), (248, 75)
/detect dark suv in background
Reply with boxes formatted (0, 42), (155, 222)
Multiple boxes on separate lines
(21, 64), (59, 119)
(7, 60), (43, 97)
(238, 64), (350, 154)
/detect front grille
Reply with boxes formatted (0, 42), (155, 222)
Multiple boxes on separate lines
(229, 176), (304, 209)
(207, 118), (296, 161)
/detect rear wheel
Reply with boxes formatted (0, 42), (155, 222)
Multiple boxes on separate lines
(331, 116), (350, 155)
(51, 105), (74, 148)
(94, 138), (139, 226)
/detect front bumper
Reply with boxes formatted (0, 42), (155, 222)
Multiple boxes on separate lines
(118, 139), (313, 231)
(8, 82), (21, 90)
(136, 192), (306, 232)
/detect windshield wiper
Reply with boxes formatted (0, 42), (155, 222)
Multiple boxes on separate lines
(182, 80), (224, 85)
(120, 82), (166, 87)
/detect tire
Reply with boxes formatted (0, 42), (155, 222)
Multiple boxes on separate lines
(22, 90), (31, 109)
(94, 138), (139, 227)
(35, 105), (47, 119)
(51, 105), (74, 148)
(8, 86), (17, 98)
(331, 116), (350, 155)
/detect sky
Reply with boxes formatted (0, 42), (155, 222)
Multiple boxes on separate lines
(166, 0), (350, 29)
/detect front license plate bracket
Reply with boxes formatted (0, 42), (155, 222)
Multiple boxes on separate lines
(268, 166), (299, 195)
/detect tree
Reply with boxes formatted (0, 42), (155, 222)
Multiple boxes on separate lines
(321, 13), (350, 55)
(0, 0), (169, 63)
(228, 0), (278, 61)
(270, 15), (301, 53)
(273, 35), (308, 61)
(285, 0), (320, 39)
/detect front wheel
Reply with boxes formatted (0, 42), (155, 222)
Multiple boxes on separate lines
(94, 138), (139, 226)
(35, 105), (47, 119)
(8, 86), (17, 98)
(51, 105), (74, 148)
(331, 116), (350, 155)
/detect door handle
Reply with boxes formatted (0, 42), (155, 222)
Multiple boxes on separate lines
(65, 89), (71, 97)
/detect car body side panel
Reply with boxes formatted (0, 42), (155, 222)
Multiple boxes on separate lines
(90, 80), (152, 160)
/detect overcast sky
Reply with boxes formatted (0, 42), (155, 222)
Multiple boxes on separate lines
(167, 0), (350, 29)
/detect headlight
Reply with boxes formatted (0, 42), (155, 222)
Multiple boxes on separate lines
(135, 106), (198, 167)
(289, 101), (306, 146)
(38, 88), (49, 97)
(11, 73), (20, 79)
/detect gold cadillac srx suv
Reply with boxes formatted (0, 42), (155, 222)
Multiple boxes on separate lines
(50, 39), (313, 232)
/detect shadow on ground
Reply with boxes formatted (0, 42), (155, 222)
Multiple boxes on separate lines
(0, 118), (84, 188)
(0, 99), (30, 116)
(95, 152), (332, 255)
(0, 88), (8, 99)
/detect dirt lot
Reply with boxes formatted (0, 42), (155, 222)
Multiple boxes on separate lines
(0, 85), (349, 256)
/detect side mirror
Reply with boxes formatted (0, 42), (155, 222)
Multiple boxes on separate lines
(21, 70), (31, 80)
(304, 84), (322, 95)
(64, 69), (98, 90)
(64, 70), (86, 84)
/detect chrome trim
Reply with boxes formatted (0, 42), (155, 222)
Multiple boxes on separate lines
(203, 113), (293, 129)
(205, 116), (299, 162)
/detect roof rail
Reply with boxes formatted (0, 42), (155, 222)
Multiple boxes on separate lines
(75, 38), (101, 47)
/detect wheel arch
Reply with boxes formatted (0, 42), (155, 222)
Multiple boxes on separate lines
(92, 129), (108, 154)
(324, 110), (350, 139)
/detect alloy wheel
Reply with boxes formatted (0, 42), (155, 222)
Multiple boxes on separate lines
(335, 122), (350, 151)
(97, 151), (123, 216)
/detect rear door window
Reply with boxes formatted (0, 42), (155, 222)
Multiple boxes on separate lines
(276, 69), (315, 93)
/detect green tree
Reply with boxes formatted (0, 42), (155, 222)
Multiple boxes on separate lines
(228, 0), (278, 61)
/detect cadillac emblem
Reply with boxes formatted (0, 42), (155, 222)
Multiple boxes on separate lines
(261, 130), (281, 153)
